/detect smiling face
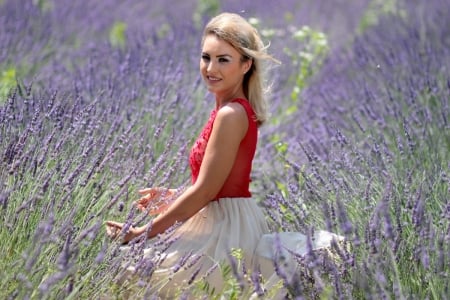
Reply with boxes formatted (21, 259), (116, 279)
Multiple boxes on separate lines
(200, 34), (251, 104)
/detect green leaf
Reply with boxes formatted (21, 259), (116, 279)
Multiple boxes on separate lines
(275, 141), (288, 155)
(275, 181), (288, 199)
(0, 67), (16, 102)
(109, 21), (127, 49)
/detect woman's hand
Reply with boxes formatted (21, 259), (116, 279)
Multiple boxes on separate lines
(105, 221), (145, 244)
(134, 187), (177, 215)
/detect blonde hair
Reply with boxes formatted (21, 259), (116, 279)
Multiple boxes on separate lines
(202, 12), (279, 126)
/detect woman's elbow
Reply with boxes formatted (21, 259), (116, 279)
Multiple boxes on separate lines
(170, 185), (215, 220)
(191, 183), (219, 203)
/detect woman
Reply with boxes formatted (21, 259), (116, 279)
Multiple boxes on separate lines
(106, 12), (342, 298)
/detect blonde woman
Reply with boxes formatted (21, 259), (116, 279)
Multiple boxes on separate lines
(106, 12), (341, 298)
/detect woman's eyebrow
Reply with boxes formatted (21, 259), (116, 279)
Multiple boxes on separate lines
(201, 52), (232, 58)
(216, 54), (232, 58)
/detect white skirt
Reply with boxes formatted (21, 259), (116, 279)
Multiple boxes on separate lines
(116, 198), (343, 299)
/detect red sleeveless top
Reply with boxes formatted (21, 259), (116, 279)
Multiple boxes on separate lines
(189, 98), (258, 200)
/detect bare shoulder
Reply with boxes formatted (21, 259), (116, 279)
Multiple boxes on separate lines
(216, 101), (247, 124)
(213, 102), (248, 138)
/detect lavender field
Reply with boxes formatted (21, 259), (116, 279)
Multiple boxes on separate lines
(1, 0), (449, 299)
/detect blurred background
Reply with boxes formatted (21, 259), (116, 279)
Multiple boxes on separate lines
(1, 0), (449, 299)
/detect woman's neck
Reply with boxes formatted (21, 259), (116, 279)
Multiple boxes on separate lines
(214, 90), (246, 109)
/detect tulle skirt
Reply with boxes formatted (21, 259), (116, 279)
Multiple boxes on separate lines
(116, 197), (343, 299)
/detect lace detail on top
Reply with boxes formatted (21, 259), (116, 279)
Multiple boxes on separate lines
(189, 109), (217, 183)
(188, 98), (258, 200)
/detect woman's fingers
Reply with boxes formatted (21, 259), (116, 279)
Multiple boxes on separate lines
(134, 187), (177, 214)
(135, 188), (171, 206)
(138, 187), (164, 195)
(138, 187), (174, 196)
(135, 202), (148, 211)
(106, 220), (122, 228)
(134, 194), (153, 210)
(105, 221), (123, 238)
(138, 188), (154, 195)
(105, 221), (140, 244)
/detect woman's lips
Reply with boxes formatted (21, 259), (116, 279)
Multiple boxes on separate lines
(207, 76), (221, 83)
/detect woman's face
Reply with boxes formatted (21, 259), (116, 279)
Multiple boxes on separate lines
(200, 34), (250, 100)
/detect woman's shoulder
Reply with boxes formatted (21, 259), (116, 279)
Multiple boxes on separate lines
(221, 98), (254, 114)
(227, 98), (256, 125)
(215, 101), (248, 127)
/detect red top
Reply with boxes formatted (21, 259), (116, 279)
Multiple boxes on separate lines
(189, 98), (257, 200)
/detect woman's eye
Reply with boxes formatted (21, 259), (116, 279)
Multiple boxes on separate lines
(201, 55), (210, 61)
(218, 58), (229, 63)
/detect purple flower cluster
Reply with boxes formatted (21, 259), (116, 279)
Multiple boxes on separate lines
(1, 0), (449, 298)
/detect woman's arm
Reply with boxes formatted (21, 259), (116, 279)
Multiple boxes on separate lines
(142, 102), (248, 238)
(106, 102), (248, 242)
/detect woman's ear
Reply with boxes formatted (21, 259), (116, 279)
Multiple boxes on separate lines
(244, 59), (252, 74)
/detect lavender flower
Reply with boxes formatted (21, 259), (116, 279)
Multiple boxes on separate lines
(1, 0), (448, 298)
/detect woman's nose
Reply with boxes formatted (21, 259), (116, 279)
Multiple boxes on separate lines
(207, 61), (216, 72)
